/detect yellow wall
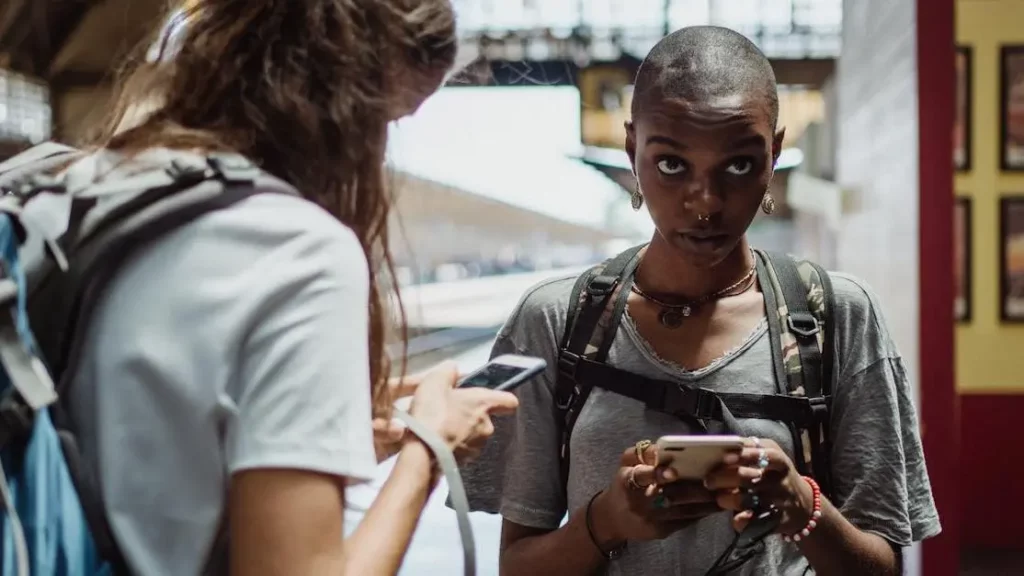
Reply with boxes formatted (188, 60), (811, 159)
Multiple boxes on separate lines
(956, 0), (1024, 393)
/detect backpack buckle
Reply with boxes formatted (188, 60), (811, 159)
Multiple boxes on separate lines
(557, 351), (581, 381)
(586, 275), (617, 297)
(207, 154), (259, 184)
(665, 385), (718, 420)
(808, 396), (830, 422)
(787, 312), (820, 338)
(9, 174), (66, 200)
(166, 159), (210, 185)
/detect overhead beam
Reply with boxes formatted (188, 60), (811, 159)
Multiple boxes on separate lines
(448, 57), (835, 89)
(49, 68), (113, 92)
(0, 0), (29, 50)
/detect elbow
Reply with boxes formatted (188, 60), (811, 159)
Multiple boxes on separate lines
(498, 546), (522, 576)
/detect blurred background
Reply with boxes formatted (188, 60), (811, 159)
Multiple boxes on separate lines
(0, 0), (1017, 574)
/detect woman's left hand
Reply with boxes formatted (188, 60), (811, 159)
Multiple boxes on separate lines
(703, 438), (816, 535)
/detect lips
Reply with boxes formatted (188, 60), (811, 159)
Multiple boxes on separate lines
(676, 231), (729, 255)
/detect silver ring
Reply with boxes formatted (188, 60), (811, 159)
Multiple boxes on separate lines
(756, 448), (770, 470)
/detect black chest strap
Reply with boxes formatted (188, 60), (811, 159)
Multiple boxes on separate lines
(560, 354), (829, 431)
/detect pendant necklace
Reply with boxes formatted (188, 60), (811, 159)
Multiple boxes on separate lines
(630, 259), (758, 329)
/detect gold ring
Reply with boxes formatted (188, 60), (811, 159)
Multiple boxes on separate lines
(627, 465), (645, 491)
(634, 439), (652, 465)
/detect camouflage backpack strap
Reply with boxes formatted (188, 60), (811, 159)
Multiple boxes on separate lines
(555, 244), (645, 491)
(755, 249), (836, 499)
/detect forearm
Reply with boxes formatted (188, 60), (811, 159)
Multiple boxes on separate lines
(501, 494), (616, 576)
(798, 497), (900, 576)
(342, 441), (437, 575)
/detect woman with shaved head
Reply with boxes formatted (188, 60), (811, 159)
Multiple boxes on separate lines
(460, 26), (939, 576)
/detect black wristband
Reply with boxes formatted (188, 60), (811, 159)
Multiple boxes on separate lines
(585, 490), (626, 560)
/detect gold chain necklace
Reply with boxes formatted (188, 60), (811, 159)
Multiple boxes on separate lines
(630, 258), (758, 329)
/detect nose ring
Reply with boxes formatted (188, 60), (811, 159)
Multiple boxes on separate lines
(697, 214), (710, 222)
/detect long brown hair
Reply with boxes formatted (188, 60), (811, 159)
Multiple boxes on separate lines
(93, 0), (457, 415)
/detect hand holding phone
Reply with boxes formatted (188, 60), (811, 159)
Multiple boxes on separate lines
(457, 354), (547, 392)
(407, 361), (520, 464)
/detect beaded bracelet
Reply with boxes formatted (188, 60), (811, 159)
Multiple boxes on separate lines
(783, 476), (823, 543)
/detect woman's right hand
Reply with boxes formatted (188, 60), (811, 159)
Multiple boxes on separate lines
(590, 443), (721, 544)
(407, 361), (519, 462)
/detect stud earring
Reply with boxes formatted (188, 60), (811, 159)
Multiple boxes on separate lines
(761, 191), (776, 215)
(631, 182), (644, 211)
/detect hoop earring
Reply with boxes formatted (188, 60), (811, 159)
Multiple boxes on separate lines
(631, 182), (644, 211)
(761, 191), (776, 215)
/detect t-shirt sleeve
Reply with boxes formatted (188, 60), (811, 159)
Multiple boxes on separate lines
(457, 278), (572, 529)
(225, 210), (377, 485)
(828, 275), (942, 546)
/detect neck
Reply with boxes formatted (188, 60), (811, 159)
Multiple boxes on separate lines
(635, 235), (755, 300)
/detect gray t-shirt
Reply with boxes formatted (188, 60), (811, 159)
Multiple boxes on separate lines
(459, 270), (941, 575)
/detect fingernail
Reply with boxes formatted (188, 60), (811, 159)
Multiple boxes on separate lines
(660, 467), (677, 482)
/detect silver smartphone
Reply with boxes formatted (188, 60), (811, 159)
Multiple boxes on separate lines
(457, 354), (547, 392)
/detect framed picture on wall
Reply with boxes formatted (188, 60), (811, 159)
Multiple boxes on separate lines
(1000, 197), (1024, 320)
(1000, 46), (1024, 170)
(955, 46), (972, 171)
(955, 197), (972, 322)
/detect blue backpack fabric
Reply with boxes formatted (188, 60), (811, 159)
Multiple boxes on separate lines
(0, 144), (296, 575)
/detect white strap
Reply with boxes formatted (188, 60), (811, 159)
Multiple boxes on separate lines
(0, 142), (78, 176)
(0, 458), (29, 576)
(392, 409), (476, 576)
(0, 323), (56, 411)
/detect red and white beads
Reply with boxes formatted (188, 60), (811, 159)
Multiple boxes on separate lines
(783, 476), (823, 543)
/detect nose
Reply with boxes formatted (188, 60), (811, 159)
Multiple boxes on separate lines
(682, 177), (724, 218)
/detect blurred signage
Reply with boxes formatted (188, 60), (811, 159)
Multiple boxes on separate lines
(578, 62), (636, 150)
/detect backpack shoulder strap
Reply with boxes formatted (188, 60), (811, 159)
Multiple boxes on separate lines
(0, 143), (82, 198)
(0, 142), (79, 177)
(555, 245), (643, 490)
(756, 249), (836, 498)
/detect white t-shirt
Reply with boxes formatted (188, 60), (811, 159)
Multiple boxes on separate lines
(55, 151), (378, 574)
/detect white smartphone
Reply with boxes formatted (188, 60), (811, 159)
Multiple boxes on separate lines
(655, 435), (746, 480)
(457, 354), (547, 392)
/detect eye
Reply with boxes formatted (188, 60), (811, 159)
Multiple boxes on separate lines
(656, 157), (686, 175)
(725, 157), (755, 176)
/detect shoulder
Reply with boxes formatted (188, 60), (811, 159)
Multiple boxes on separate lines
(497, 272), (579, 350)
(96, 191), (368, 348)
(823, 270), (901, 378)
(202, 193), (365, 270)
(183, 193), (368, 296)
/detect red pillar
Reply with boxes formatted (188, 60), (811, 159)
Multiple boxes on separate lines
(916, 0), (960, 574)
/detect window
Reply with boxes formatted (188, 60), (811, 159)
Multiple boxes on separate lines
(0, 69), (51, 144)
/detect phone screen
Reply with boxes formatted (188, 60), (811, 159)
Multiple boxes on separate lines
(459, 363), (531, 390)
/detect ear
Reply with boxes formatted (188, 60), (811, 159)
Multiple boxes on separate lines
(625, 120), (638, 174)
(771, 127), (786, 167)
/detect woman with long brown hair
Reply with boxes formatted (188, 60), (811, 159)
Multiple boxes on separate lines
(60, 1), (517, 574)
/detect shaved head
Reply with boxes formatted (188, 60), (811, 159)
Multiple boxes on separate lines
(631, 26), (778, 129)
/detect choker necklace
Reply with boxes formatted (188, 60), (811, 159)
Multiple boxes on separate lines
(630, 259), (758, 329)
